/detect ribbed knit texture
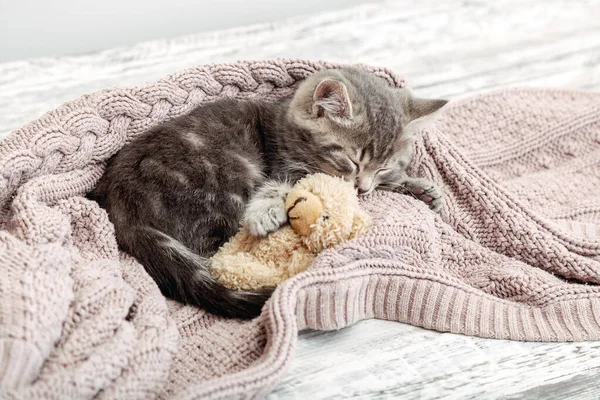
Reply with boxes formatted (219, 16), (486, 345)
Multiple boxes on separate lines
(1, 59), (599, 399)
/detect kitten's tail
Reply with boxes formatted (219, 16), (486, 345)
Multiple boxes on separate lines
(131, 227), (273, 319)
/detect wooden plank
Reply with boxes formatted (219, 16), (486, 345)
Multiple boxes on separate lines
(270, 321), (600, 399)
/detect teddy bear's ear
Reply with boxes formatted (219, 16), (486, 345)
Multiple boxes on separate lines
(349, 210), (372, 239)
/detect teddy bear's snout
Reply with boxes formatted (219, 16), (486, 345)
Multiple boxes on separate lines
(286, 191), (323, 236)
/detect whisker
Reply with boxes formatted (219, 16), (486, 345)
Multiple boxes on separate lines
(378, 182), (420, 200)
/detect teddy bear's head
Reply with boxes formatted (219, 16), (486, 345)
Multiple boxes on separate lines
(285, 173), (371, 253)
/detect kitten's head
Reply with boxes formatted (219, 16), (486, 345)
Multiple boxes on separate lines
(284, 68), (447, 195)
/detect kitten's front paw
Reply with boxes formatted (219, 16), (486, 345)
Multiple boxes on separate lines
(244, 181), (292, 236)
(244, 198), (288, 236)
(401, 178), (444, 212)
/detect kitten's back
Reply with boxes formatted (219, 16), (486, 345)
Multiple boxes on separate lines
(91, 99), (275, 318)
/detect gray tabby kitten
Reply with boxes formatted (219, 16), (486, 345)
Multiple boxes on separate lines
(90, 68), (447, 319)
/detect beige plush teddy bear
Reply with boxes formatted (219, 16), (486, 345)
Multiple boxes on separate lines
(210, 173), (372, 290)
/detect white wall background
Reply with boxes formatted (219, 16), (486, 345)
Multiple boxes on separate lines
(0, 0), (374, 62)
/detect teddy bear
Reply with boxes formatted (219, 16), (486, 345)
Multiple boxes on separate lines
(210, 173), (372, 291)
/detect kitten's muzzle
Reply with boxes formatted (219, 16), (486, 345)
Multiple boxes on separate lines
(355, 176), (375, 196)
(356, 186), (374, 196)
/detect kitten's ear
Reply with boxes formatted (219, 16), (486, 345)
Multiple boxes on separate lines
(312, 79), (353, 120)
(399, 90), (448, 124)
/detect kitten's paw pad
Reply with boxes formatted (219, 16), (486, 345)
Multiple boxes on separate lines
(244, 198), (288, 237)
(403, 179), (444, 213)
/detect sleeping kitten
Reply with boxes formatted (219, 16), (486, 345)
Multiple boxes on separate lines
(90, 68), (447, 319)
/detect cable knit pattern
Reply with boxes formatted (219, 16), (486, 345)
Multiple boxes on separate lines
(1, 59), (599, 399)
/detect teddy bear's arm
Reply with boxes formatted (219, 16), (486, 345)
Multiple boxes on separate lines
(211, 253), (287, 291)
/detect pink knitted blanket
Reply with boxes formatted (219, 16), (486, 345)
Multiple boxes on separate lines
(1, 59), (599, 399)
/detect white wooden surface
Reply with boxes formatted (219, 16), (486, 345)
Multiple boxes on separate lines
(1, 1), (600, 398)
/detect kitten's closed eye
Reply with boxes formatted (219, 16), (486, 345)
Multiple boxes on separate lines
(318, 152), (355, 176)
(336, 160), (355, 175)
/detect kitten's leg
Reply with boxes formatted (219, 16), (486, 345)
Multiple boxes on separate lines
(244, 180), (293, 236)
(395, 177), (444, 212)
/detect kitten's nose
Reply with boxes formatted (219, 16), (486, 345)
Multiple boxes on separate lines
(355, 176), (374, 196)
(355, 179), (373, 196)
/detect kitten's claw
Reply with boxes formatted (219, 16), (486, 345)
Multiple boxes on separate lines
(400, 178), (444, 213)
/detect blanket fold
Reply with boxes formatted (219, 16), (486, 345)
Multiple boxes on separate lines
(1, 59), (599, 399)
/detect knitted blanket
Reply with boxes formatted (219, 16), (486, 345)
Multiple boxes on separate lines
(1, 59), (599, 399)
